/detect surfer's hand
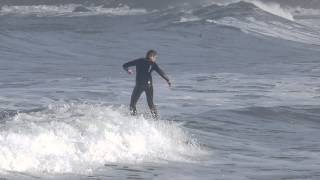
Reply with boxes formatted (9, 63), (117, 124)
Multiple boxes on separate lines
(127, 69), (133, 74)
(167, 80), (171, 87)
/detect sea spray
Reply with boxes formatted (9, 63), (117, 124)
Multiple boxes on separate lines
(0, 103), (202, 174)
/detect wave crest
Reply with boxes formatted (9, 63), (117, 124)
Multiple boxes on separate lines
(246, 0), (294, 21)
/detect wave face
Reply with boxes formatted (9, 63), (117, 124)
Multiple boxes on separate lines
(0, 103), (201, 174)
(167, 1), (320, 45)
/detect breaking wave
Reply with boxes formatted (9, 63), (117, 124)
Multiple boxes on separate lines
(0, 103), (201, 174)
(169, 1), (320, 45)
(0, 4), (147, 16)
(246, 0), (294, 21)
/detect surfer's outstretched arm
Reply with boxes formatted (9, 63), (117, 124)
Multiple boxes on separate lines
(123, 59), (139, 73)
(154, 63), (171, 86)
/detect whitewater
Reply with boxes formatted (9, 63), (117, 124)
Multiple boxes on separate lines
(1, 0), (320, 179)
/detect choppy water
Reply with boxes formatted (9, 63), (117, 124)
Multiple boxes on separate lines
(1, 0), (320, 179)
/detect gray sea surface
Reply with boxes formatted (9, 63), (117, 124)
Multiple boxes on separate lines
(1, 1), (320, 179)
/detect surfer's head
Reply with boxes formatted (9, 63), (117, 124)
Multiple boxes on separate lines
(146, 49), (157, 62)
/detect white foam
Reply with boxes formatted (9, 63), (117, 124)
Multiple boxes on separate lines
(93, 5), (147, 16)
(0, 4), (76, 16)
(246, 0), (294, 21)
(0, 103), (201, 174)
(205, 0), (294, 21)
(178, 16), (201, 23)
(0, 5), (147, 17)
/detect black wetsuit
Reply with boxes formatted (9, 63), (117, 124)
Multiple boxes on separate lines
(123, 58), (170, 118)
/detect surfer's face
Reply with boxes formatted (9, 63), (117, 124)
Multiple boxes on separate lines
(149, 55), (157, 62)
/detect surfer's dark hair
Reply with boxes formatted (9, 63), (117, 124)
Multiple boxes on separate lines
(146, 50), (157, 58)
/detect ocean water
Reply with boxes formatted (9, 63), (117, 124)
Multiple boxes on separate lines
(1, 0), (320, 179)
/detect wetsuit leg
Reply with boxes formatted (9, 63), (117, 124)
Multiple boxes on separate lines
(130, 86), (144, 115)
(145, 85), (158, 119)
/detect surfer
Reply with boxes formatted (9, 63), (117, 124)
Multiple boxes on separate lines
(123, 50), (171, 119)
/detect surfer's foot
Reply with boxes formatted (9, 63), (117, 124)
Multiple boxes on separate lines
(130, 109), (137, 116)
(151, 110), (159, 120)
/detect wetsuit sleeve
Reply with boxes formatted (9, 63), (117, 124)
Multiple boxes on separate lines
(154, 63), (170, 82)
(122, 59), (139, 71)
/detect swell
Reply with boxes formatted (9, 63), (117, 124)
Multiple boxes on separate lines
(161, 1), (320, 45)
(186, 105), (320, 141)
(231, 106), (320, 123)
